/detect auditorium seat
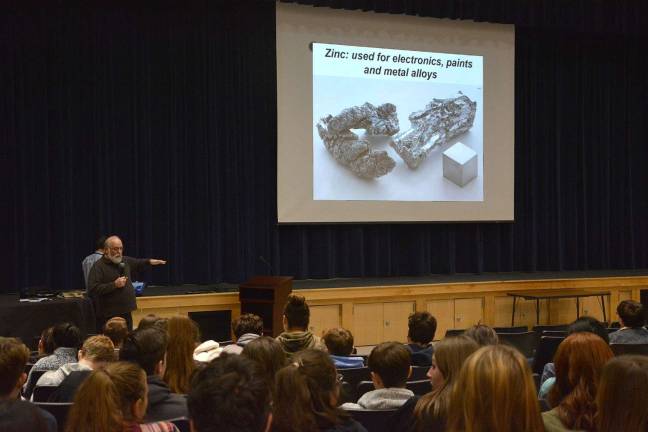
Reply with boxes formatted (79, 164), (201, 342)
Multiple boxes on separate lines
(532, 324), (568, 334)
(610, 343), (648, 356)
(406, 379), (432, 395)
(35, 402), (73, 432)
(532, 336), (564, 375)
(347, 408), (398, 432)
(356, 380), (374, 399)
(169, 417), (190, 432)
(33, 385), (59, 402)
(541, 330), (567, 338)
(497, 332), (537, 358)
(409, 366), (428, 380)
(339, 381), (354, 405)
(493, 325), (528, 333)
(444, 329), (465, 338)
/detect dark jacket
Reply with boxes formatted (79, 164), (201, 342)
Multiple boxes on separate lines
(406, 344), (434, 367)
(87, 256), (149, 318)
(145, 375), (188, 422)
(49, 370), (92, 402)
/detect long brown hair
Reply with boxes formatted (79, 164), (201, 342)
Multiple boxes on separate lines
(163, 316), (200, 393)
(596, 355), (648, 432)
(414, 336), (478, 430)
(273, 349), (349, 432)
(66, 362), (146, 432)
(447, 345), (544, 432)
(241, 336), (286, 399)
(547, 332), (613, 431)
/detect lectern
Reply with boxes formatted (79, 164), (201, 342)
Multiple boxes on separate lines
(239, 276), (293, 337)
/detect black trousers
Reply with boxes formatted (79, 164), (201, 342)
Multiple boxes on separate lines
(96, 312), (133, 334)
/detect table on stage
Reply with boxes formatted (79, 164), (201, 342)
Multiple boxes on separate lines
(0, 295), (95, 349)
(507, 289), (611, 326)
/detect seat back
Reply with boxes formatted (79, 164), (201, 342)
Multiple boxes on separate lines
(406, 379), (431, 395)
(493, 325), (528, 333)
(34, 402), (73, 432)
(33, 385), (59, 402)
(409, 366), (428, 381)
(532, 324), (568, 333)
(169, 417), (191, 432)
(338, 367), (371, 401)
(610, 344), (648, 356)
(338, 381), (355, 405)
(497, 332), (537, 358)
(532, 336), (564, 374)
(444, 329), (465, 338)
(347, 409), (398, 432)
(356, 380), (375, 400)
(541, 330), (567, 338)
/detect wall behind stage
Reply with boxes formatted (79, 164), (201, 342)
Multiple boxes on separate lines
(2, 0), (648, 293)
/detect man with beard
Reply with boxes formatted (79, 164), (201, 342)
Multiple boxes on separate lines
(87, 235), (166, 332)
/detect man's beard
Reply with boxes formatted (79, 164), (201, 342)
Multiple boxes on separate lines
(109, 255), (123, 264)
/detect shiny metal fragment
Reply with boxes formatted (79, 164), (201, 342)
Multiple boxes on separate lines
(391, 93), (477, 169)
(317, 103), (399, 179)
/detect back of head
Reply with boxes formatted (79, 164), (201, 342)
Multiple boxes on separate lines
(284, 294), (310, 330)
(449, 345), (543, 432)
(52, 322), (82, 349)
(233, 313), (264, 339)
(368, 342), (411, 388)
(0, 400), (51, 432)
(137, 314), (164, 331)
(66, 361), (146, 432)
(40, 327), (55, 356)
(81, 335), (115, 363)
(274, 349), (348, 432)
(189, 353), (271, 432)
(617, 300), (646, 328)
(241, 336), (287, 387)
(548, 332), (614, 430)
(164, 316), (200, 393)
(95, 235), (108, 251)
(103, 317), (128, 348)
(120, 327), (168, 375)
(463, 324), (498, 346)
(322, 328), (354, 357)
(596, 355), (648, 432)
(568, 316), (610, 343)
(408, 311), (437, 345)
(0, 337), (30, 398)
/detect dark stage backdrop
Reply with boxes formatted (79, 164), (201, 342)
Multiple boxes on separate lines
(2, 0), (648, 293)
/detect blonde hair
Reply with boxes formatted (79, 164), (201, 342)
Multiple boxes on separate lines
(414, 336), (478, 430)
(66, 362), (146, 432)
(164, 316), (200, 393)
(447, 345), (543, 432)
(81, 335), (115, 363)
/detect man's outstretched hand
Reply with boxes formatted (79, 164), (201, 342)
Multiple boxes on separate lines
(149, 259), (167, 266)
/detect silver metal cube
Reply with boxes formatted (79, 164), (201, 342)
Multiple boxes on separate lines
(442, 142), (478, 187)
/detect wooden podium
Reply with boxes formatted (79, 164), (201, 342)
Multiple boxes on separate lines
(239, 276), (293, 337)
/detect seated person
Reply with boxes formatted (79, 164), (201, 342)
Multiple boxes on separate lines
(609, 300), (648, 344)
(222, 313), (264, 355)
(188, 354), (272, 432)
(36, 335), (115, 389)
(322, 328), (364, 369)
(137, 314), (167, 331)
(405, 312), (437, 367)
(23, 322), (81, 398)
(120, 327), (188, 422)
(0, 337), (57, 431)
(463, 323), (498, 346)
(276, 295), (326, 359)
(343, 342), (413, 410)
(103, 316), (129, 349)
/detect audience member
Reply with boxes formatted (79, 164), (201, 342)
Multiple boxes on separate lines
(120, 327), (188, 422)
(66, 361), (178, 432)
(596, 355), (648, 432)
(273, 349), (367, 432)
(406, 312), (437, 367)
(539, 316), (609, 392)
(82, 235), (106, 289)
(164, 316), (200, 394)
(241, 336), (286, 398)
(342, 342), (413, 410)
(411, 335), (479, 432)
(0, 337), (57, 431)
(24, 322), (81, 398)
(137, 314), (166, 331)
(103, 316), (129, 349)
(463, 323), (498, 346)
(36, 335), (115, 389)
(189, 353), (272, 432)
(322, 328), (364, 369)
(37, 326), (55, 359)
(223, 313), (264, 355)
(276, 295), (326, 359)
(448, 345), (544, 432)
(609, 300), (648, 344)
(542, 332), (614, 432)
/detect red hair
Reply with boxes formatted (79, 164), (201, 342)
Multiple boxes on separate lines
(548, 332), (613, 431)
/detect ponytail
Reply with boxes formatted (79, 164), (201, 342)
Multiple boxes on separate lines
(66, 369), (122, 432)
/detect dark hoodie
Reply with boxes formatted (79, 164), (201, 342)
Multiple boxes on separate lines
(276, 331), (326, 359)
(145, 375), (188, 422)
